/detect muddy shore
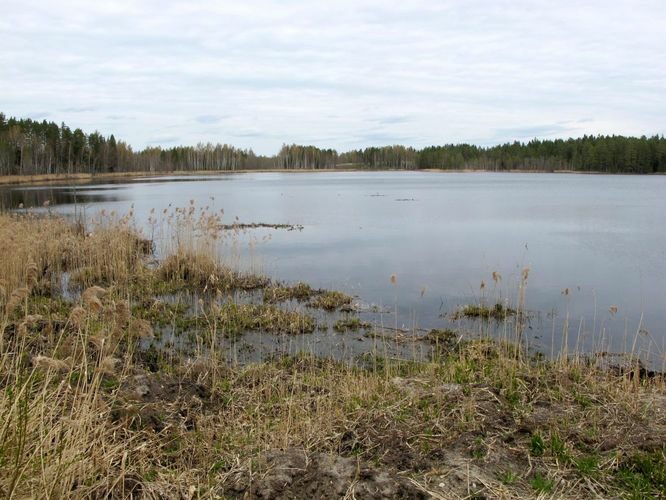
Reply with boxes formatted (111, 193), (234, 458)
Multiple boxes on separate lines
(0, 211), (664, 498)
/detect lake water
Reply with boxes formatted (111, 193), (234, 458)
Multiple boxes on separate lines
(3, 171), (665, 367)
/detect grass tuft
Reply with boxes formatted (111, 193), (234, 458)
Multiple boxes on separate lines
(0, 209), (664, 499)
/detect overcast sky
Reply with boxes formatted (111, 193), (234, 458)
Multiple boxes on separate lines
(1, 0), (664, 154)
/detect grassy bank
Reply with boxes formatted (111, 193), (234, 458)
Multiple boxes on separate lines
(0, 210), (664, 498)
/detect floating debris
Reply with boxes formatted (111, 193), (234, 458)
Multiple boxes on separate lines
(217, 222), (304, 231)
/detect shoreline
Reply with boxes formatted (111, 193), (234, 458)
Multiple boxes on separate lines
(0, 167), (663, 186)
(1, 210), (665, 497)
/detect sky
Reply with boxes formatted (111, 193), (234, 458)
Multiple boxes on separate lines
(1, 0), (665, 155)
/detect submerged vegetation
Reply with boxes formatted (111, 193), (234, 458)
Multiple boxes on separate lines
(263, 282), (315, 303)
(0, 207), (665, 498)
(216, 302), (316, 335)
(333, 317), (372, 332)
(452, 302), (517, 321)
(308, 290), (354, 311)
(263, 283), (354, 312)
(1, 112), (666, 177)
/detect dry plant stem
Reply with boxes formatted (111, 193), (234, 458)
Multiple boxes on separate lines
(0, 210), (664, 498)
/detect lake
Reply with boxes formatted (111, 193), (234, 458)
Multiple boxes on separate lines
(2, 171), (665, 367)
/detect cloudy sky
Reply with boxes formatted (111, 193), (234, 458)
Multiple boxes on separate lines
(1, 0), (664, 154)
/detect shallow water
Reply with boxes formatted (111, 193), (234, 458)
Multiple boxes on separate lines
(3, 171), (665, 366)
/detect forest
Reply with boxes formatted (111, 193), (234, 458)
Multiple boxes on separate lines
(1, 112), (665, 175)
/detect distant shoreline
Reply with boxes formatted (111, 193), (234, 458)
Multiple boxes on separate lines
(0, 168), (663, 186)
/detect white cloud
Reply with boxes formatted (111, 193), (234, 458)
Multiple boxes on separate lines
(1, 0), (664, 154)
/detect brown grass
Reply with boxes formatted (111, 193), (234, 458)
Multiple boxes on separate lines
(0, 210), (664, 498)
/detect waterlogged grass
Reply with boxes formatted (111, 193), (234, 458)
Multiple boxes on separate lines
(308, 290), (354, 311)
(132, 299), (198, 331)
(452, 302), (517, 320)
(263, 282), (315, 303)
(263, 283), (354, 311)
(0, 210), (665, 498)
(333, 317), (371, 332)
(158, 251), (269, 291)
(216, 302), (316, 335)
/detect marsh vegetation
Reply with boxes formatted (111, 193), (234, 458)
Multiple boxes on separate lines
(0, 204), (664, 498)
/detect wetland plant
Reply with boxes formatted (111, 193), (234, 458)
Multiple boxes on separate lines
(0, 208), (664, 499)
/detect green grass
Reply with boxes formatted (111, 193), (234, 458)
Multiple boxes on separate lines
(614, 450), (666, 499)
(499, 470), (518, 485)
(530, 472), (554, 493)
(530, 432), (546, 457)
(575, 454), (600, 476)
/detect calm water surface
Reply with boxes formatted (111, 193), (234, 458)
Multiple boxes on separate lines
(3, 172), (665, 365)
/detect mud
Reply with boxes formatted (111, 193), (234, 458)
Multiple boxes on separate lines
(224, 448), (427, 499)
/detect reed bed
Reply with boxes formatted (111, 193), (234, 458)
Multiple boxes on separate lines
(0, 208), (664, 499)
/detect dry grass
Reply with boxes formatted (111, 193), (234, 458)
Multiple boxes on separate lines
(215, 302), (316, 335)
(263, 283), (354, 312)
(333, 317), (371, 332)
(263, 282), (315, 303)
(452, 302), (517, 321)
(0, 210), (664, 498)
(308, 290), (354, 311)
(158, 251), (268, 291)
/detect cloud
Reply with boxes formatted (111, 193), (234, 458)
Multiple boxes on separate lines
(145, 136), (180, 145)
(375, 115), (411, 125)
(106, 114), (135, 121)
(1, 0), (665, 154)
(60, 106), (96, 113)
(489, 124), (575, 143)
(231, 130), (266, 138)
(26, 111), (52, 120)
(195, 114), (226, 124)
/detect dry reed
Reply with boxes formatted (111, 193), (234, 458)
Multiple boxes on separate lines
(0, 209), (664, 498)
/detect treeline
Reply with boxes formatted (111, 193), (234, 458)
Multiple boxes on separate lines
(275, 144), (338, 169)
(339, 145), (418, 169)
(1, 112), (665, 175)
(0, 114), (263, 175)
(416, 136), (666, 173)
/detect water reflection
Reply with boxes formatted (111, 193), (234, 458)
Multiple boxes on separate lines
(1, 172), (665, 368)
(0, 174), (232, 210)
(0, 185), (127, 209)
